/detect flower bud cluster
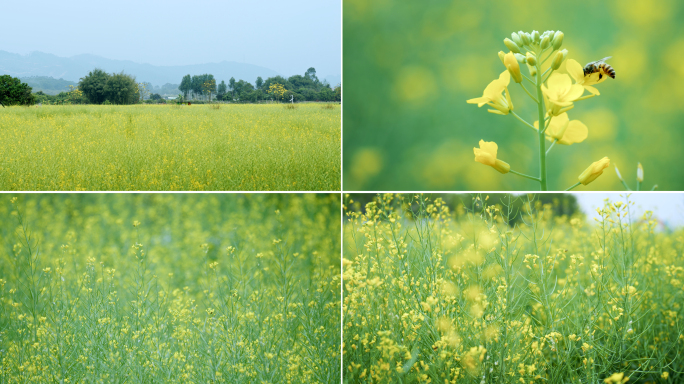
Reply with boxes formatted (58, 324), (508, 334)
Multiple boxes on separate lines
(505, 30), (563, 53)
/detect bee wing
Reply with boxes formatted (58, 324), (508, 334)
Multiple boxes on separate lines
(598, 56), (612, 62)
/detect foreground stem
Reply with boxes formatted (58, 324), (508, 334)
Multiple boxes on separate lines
(536, 56), (547, 190)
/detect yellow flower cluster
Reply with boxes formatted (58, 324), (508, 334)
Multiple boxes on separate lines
(344, 194), (684, 383)
(466, 30), (617, 190)
(0, 194), (341, 383)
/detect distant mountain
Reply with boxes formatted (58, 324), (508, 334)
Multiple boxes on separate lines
(0, 51), (281, 87)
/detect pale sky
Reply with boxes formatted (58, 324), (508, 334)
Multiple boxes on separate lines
(574, 193), (684, 227)
(2, 0), (340, 77)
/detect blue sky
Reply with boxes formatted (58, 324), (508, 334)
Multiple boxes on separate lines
(2, 0), (340, 78)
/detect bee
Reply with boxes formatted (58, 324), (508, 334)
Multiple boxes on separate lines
(583, 56), (615, 80)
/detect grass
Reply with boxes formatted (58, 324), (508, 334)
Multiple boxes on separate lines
(343, 194), (683, 383)
(0, 193), (341, 383)
(0, 104), (340, 191)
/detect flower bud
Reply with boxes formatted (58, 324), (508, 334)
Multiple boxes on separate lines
(637, 162), (644, 182)
(520, 32), (531, 46)
(578, 157), (610, 185)
(614, 166), (623, 181)
(504, 38), (521, 53)
(531, 30), (540, 43)
(525, 52), (537, 66)
(552, 31), (564, 50)
(526, 63), (537, 77)
(540, 35), (551, 50)
(514, 53), (526, 63)
(504, 52), (522, 83)
(551, 49), (567, 70)
(498, 51), (506, 64)
(511, 32), (523, 46)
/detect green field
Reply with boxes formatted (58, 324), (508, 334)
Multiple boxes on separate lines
(344, 194), (683, 383)
(0, 104), (340, 191)
(0, 193), (341, 383)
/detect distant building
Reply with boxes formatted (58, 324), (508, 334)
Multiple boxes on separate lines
(166, 96), (178, 100)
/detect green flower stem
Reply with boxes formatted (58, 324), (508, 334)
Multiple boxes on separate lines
(536, 54), (547, 191)
(619, 179), (632, 191)
(510, 111), (536, 130)
(523, 74), (536, 85)
(542, 69), (555, 83)
(545, 139), (557, 155)
(575, 94), (596, 102)
(519, 83), (538, 103)
(636, 180), (641, 192)
(565, 181), (582, 191)
(541, 115), (553, 134)
(510, 169), (541, 182)
(650, 184), (658, 191)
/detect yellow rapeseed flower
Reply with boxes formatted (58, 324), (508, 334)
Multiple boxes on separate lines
(473, 140), (510, 174)
(534, 113), (588, 145)
(578, 157), (610, 185)
(566, 59), (607, 95)
(542, 73), (584, 108)
(504, 52), (522, 83)
(604, 372), (629, 384)
(467, 71), (514, 115)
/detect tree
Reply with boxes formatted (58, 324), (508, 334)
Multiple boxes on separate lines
(218, 80), (227, 97)
(179, 74), (191, 99)
(304, 67), (319, 85)
(262, 76), (292, 92)
(138, 82), (151, 101)
(104, 72), (138, 104)
(78, 69), (110, 104)
(0, 75), (35, 106)
(202, 77), (217, 101)
(255, 76), (263, 90)
(150, 93), (162, 101)
(267, 83), (286, 102)
(229, 77), (236, 96)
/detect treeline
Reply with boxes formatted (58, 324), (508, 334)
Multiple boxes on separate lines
(178, 67), (341, 103)
(34, 69), (141, 105)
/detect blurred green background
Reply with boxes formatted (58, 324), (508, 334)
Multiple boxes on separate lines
(343, 0), (684, 191)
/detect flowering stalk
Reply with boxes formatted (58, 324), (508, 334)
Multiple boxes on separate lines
(467, 30), (631, 190)
(535, 54), (547, 190)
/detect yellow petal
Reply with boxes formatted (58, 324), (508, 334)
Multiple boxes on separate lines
(467, 96), (491, 107)
(564, 84), (585, 102)
(545, 113), (570, 139)
(498, 70), (511, 86)
(480, 140), (498, 158)
(584, 85), (600, 95)
(482, 79), (506, 101)
(566, 59), (585, 84)
(546, 73), (572, 92)
(558, 120), (588, 145)
(474, 140), (498, 166)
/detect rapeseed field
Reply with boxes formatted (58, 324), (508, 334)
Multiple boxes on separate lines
(0, 193), (341, 383)
(0, 104), (340, 191)
(343, 194), (683, 383)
